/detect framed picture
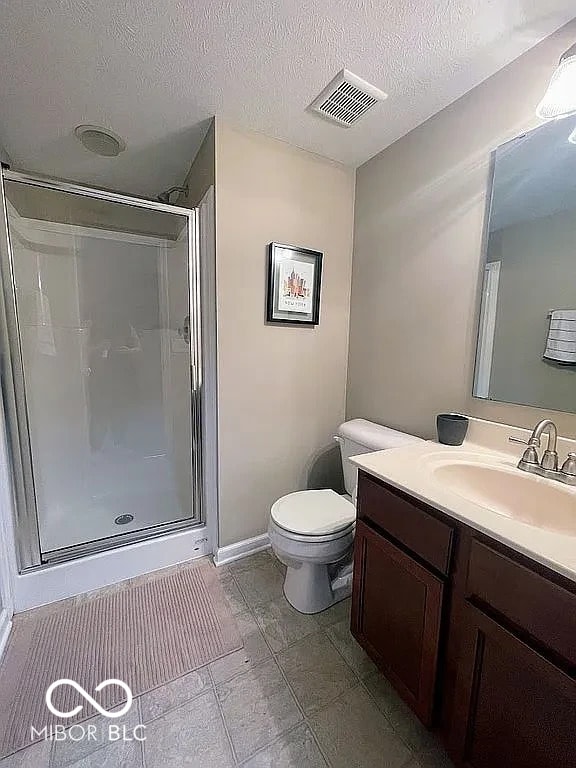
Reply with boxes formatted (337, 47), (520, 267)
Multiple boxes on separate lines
(266, 242), (323, 325)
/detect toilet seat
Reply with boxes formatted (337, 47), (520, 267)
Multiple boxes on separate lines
(270, 489), (356, 537)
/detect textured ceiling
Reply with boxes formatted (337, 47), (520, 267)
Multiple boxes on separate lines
(0, 1), (573, 198)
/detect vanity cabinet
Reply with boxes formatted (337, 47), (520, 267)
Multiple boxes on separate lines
(451, 603), (576, 768)
(351, 473), (455, 725)
(451, 539), (576, 768)
(351, 470), (576, 768)
(351, 520), (444, 724)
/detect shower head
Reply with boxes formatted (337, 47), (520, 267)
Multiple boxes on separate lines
(157, 186), (188, 204)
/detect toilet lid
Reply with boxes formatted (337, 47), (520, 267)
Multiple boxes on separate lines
(271, 489), (356, 536)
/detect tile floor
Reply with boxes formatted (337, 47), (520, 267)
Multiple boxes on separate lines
(0, 551), (455, 768)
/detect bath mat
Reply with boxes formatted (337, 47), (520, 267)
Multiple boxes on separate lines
(0, 560), (242, 759)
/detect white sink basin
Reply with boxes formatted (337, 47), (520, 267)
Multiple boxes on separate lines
(431, 462), (576, 535)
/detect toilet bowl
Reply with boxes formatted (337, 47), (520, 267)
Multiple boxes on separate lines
(269, 419), (424, 614)
(269, 489), (356, 614)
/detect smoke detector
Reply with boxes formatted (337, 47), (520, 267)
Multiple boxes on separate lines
(309, 69), (387, 128)
(74, 125), (126, 157)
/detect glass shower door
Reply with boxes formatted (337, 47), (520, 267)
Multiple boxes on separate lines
(1, 174), (202, 564)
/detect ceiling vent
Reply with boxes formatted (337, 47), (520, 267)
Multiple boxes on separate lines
(309, 69), (387, 128)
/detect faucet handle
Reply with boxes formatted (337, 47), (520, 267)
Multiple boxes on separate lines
(508, 435), (540, 447)
(517, 446), (540, 468)
(561, 452), (576, 477)
(508, 435), (540, 468)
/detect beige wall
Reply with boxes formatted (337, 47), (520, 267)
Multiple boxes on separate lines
(347, 19), (576, 440)
(181, 120), (215, 207)
(216, 124), (355, 546)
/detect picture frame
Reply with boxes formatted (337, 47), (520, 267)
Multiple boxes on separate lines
(266, 242), (323, 325)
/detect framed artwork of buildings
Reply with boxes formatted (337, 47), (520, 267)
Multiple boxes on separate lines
(266, 242), (323, 325)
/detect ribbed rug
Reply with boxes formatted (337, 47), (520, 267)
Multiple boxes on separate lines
(0, 561), (242, 759)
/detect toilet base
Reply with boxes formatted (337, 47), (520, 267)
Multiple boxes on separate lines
(283, 560), (353, 614)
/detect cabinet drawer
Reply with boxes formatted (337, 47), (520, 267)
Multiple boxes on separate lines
(357, 472), (454, 575)
(466, 539), (576, 666)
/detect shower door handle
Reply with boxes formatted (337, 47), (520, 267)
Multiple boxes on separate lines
(178, 315), (190, 345)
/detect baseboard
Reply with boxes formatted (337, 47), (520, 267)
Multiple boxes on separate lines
(214, 533), (270, 567)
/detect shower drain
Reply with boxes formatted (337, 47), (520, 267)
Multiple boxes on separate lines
(115, 514), (134, 525)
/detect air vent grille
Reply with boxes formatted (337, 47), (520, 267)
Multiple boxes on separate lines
(309, 70), (387, 128)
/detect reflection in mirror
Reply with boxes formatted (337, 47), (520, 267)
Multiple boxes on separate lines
(474, 115), (576, 414)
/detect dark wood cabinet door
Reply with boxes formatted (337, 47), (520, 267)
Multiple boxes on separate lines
(451, 603), (576, 768)
(351, 520), (444, 725)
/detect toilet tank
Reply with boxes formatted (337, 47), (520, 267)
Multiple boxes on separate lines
(336, 419), (424, 497)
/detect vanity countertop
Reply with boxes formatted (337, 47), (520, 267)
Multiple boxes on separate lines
(351, 425), (576, 584)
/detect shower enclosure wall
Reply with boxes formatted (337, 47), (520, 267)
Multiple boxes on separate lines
(0, 169), (205, 570)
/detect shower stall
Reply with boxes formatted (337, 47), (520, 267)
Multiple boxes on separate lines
(0, 169), (206, 571)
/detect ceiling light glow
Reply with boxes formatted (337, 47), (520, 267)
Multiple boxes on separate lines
(537, 48), (576, 120)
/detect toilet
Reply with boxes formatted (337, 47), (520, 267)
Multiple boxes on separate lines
(268, 419), (423, 614)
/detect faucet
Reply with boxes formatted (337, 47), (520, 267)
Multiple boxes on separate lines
(509, 419), (576, 485)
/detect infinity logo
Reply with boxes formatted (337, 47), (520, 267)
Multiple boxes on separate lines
(45, 679), (133, 719)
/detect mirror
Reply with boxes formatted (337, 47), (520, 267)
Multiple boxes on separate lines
(473, 116), (576, 413)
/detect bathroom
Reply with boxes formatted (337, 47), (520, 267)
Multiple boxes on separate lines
(0, 4), (575, 768)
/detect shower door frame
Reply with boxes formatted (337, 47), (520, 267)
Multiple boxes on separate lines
(0, 460), (14, 658)
(0, 168), (204, 570)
